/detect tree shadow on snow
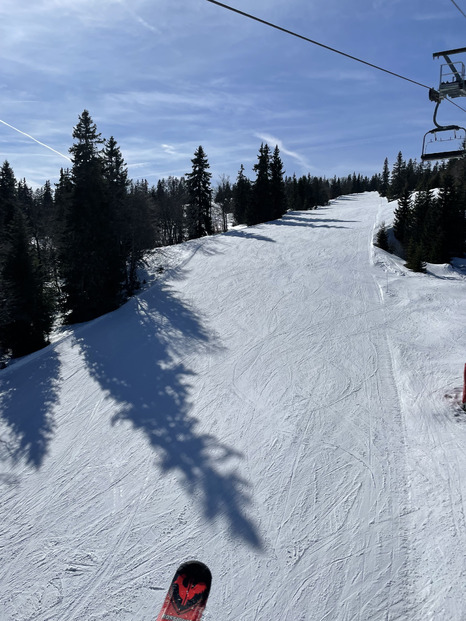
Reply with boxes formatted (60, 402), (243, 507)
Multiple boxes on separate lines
(0, 349), (61, 470)
(271, 213), (355, 228)
(332, 195), (360, 201)
(224, 229), (275, 243)
(75, 277), (263, 550)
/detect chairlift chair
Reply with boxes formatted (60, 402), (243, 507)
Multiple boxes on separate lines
(421, 124), (466, 162)
(421, 47), (466, 161)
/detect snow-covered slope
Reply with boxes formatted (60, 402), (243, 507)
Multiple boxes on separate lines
(1, 193), (466, 620)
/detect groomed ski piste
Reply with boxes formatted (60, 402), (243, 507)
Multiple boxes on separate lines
(1, 192), (466, 620)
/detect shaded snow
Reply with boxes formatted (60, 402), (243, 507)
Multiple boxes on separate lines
(1, 192), (466, 620)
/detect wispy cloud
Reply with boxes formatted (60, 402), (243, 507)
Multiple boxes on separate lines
(0, 0), (452, 189)
(413, 11), (454, 21)
(105, 87), (252, 114)
(255, 132), (314, 172)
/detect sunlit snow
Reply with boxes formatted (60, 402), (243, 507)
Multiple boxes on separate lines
(1, 192), (466, 620)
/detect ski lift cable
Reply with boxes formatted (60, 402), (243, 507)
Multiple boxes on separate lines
(206, 0), (466, 118)
(206, 0), (432, 90)
(449, 0), (466, 20)
(446, 96), (466, 112)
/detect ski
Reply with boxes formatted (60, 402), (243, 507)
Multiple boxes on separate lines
(156, 561), (212, 621)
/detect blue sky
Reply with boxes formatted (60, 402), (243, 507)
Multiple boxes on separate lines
(1, 0), (465, 189)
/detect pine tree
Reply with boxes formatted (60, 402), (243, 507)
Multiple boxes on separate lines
(186, 146), (213, 239)
(330, 175), (342, 198)
(153, 177), (187, 246)
(36, 180), (55, 245)
(405, 158), (418, 191)
(60, 110), (123, 322)
(351, 173), (363, 193)
(422, 201), (445, 264)
(102, 135), (132, 294)
(0, 198), (53, 357)
(411, 188), (433, 242)
(404, 238), (426, 273)
(298, 175), (313, 209)
(124, 181), (155, 294)
(380, 158), (390, 197)
(375, 223), (390, 251)
(232, 165), (251, 224)
(438, 174), (464, 259)
(369, 173), (381, 192)
(393, 187), (412, 244)
(389, 151), (407, 200)
(312, 177), (330, 208)
(215, 176), (233, 233)
(0, 161), (17, 233)
(248, 143), (271, 225)
(270, 145), (287, 219)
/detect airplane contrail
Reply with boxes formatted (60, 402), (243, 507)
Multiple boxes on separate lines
(116, 0), (160, 34)
(0, 118), (71, 162)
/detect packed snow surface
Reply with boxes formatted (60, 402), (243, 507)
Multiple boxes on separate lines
(1, 192), (466, 620)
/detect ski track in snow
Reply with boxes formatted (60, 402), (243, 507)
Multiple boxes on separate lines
(1, 192), (466, 620)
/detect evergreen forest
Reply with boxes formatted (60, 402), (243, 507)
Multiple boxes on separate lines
(0, 112), (465, 360)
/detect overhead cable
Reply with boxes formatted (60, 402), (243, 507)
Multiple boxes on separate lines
(446, 96), (466, 113)
(449, 0), (466, 20)
(206, 0), (431, 90)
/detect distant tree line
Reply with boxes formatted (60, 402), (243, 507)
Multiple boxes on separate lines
(4, 110), (462, 359)
(378, 151), (466, 272)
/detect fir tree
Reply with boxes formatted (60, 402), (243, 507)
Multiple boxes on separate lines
(411, 188), (433, 242)
(298, 175), (313, 210)
(330, 176), (342, 198)
(270, 145), (287, 219)
(405, 158), (418, 191)
(153, 177), (187, 246)
(60, 110), (123, 322)
(422, 200), (445, 264)
(215, 176), (233, 233)
(0, 206), (53, 357)
(248, 143), (271, 225)
(125, 181), (155, 294)
(232, 164), (251, 225)
(393, 187), (412, 244)
(0, 161), (17, 233)
(375, 222), (390, 251)
(380, 158), (390, 197)
(369, 173), (381, 192)
(389, 151), (407, 200)
(404, 238), (426, 273)
(102, 135), (131, 294)
(438, 174), (464, 259)
(186, 146), (213, 239)
(312, 177), (330, 207)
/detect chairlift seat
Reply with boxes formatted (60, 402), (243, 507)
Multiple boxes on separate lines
(421, 125), (466, 162)
(421, 48), (466, 161)
(438, 79), (466, 99)
(421, 149), (465, 162)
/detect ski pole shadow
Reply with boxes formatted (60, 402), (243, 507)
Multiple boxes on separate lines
(76, 277), (263, 550)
